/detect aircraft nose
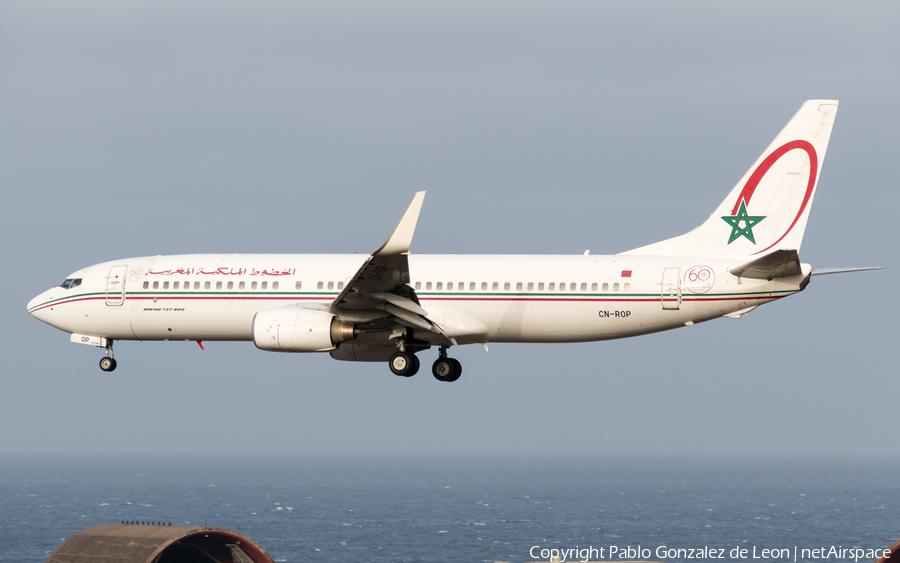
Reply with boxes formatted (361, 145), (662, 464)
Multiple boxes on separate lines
(27, 291), (50, 323)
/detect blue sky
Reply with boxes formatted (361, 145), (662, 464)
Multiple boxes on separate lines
(2, 1), (897, 455)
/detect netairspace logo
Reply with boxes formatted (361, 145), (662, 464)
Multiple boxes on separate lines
(527, 545), (891, 563)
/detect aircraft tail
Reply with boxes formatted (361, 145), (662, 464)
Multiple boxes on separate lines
(623, 100), (839, 259)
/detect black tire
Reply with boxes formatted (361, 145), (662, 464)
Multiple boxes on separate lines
(432, 358), (451, 381)
(389, 352), (417, 377)
(99, 357), (117, 372)
(446, 358), (462, 382)
(432, 357), (461, 382)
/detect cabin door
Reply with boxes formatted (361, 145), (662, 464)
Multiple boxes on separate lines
(105, 265), (128, 306)
(661, 267), (681, 310)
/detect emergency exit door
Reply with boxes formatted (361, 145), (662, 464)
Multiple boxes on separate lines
(661, 267), (681, 310)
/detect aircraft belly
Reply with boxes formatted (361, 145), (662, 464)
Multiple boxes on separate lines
(452, 300), (663, 344)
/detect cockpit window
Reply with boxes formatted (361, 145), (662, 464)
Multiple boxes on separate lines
(60, 278), (82, 290)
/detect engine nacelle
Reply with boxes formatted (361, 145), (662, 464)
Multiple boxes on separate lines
(252, 307), (355, 353)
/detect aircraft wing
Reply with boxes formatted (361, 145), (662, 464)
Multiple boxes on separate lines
(327, 192), (456, 345)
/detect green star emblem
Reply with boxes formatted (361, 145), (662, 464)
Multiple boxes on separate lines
(721, 200), (765, 244)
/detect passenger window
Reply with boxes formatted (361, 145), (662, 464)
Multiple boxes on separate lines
(459, 282), (465, 290)
(492, 282), (498, 290)
(273, 281), (279, 290)
(613, 283), (620, 291)
(481, 282), (487, 290)
(570, 283), (577, 291)
(436, 282), (443, 290)
(591, 282), (598, 291)
(580, 283), (587, 291)
(240, 281), (245, 290)
(415, 282), (422, 290)
(624, 283), (631, 292)
(261, 281), (268, 290)
(317, 281), (324, 290)
(194, 281), (200, 290)
(538, 282), (545, 291)
(516, 282), (522, 291)
(559, 282), (565, 291)
(227, 281), (234, 290)
(153, 281), (159, 289)
(173, 281), (179, 289)
(204, 281), (211, 290)
(527, 282), (533, 291)
(425, 282), (432, 290)
(295, 281), (302, 290)
(143, 281), (149, 289)
(216, 281), (222, 290)
(470, 282), (476, 290)
(251, 281), (257, 290)
(504, 282), (510, 290)
(447, 282), (453, 290)
(602, 282), (609, 291)
(548, 282), (555, 291)
(337, 281), (343, 289)
(163, 281), (169, 289)
(327, 281), (334, 290)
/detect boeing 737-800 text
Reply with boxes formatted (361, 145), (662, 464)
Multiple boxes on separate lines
(27, 100), (876, 381)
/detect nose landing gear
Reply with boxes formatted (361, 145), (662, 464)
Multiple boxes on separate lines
(99, 340), (117, 372)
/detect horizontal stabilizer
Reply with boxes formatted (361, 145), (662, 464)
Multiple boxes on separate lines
(810, 267), (884, 276)
(730, 249), (802, 279)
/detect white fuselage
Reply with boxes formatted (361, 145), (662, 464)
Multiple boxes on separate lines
(27, 253), (807, 346)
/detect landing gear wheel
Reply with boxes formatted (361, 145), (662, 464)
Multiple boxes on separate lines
(99, 357), (117, 372)
(389, 352), (419, 377)
(432, 357), (462, 382)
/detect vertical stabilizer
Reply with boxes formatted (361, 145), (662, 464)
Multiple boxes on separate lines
(623, 100), (838, 258)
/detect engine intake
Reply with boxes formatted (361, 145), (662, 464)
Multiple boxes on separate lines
(253, 307), (355, 352)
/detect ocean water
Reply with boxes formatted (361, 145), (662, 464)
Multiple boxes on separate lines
(1, 455), (898, 563)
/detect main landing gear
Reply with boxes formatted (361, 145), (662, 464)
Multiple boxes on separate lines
(99, 340), (117, 372)
(389, 351), (420, 377)
(431, 347), (461, 382)
(390, 346), (462, 382)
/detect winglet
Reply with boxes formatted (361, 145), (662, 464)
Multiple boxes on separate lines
(373, 192), (426, 256)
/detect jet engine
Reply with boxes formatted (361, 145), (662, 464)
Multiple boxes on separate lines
(252, 307), (355, 352)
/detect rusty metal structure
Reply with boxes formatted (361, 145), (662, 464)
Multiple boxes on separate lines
(876, 539), (900, 563)
(45, 523), (274, 563)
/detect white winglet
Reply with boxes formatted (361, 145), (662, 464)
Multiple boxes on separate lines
(373, 191), (426, 256)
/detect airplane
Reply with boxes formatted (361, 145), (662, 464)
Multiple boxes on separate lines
(27, 100), (879, 382)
